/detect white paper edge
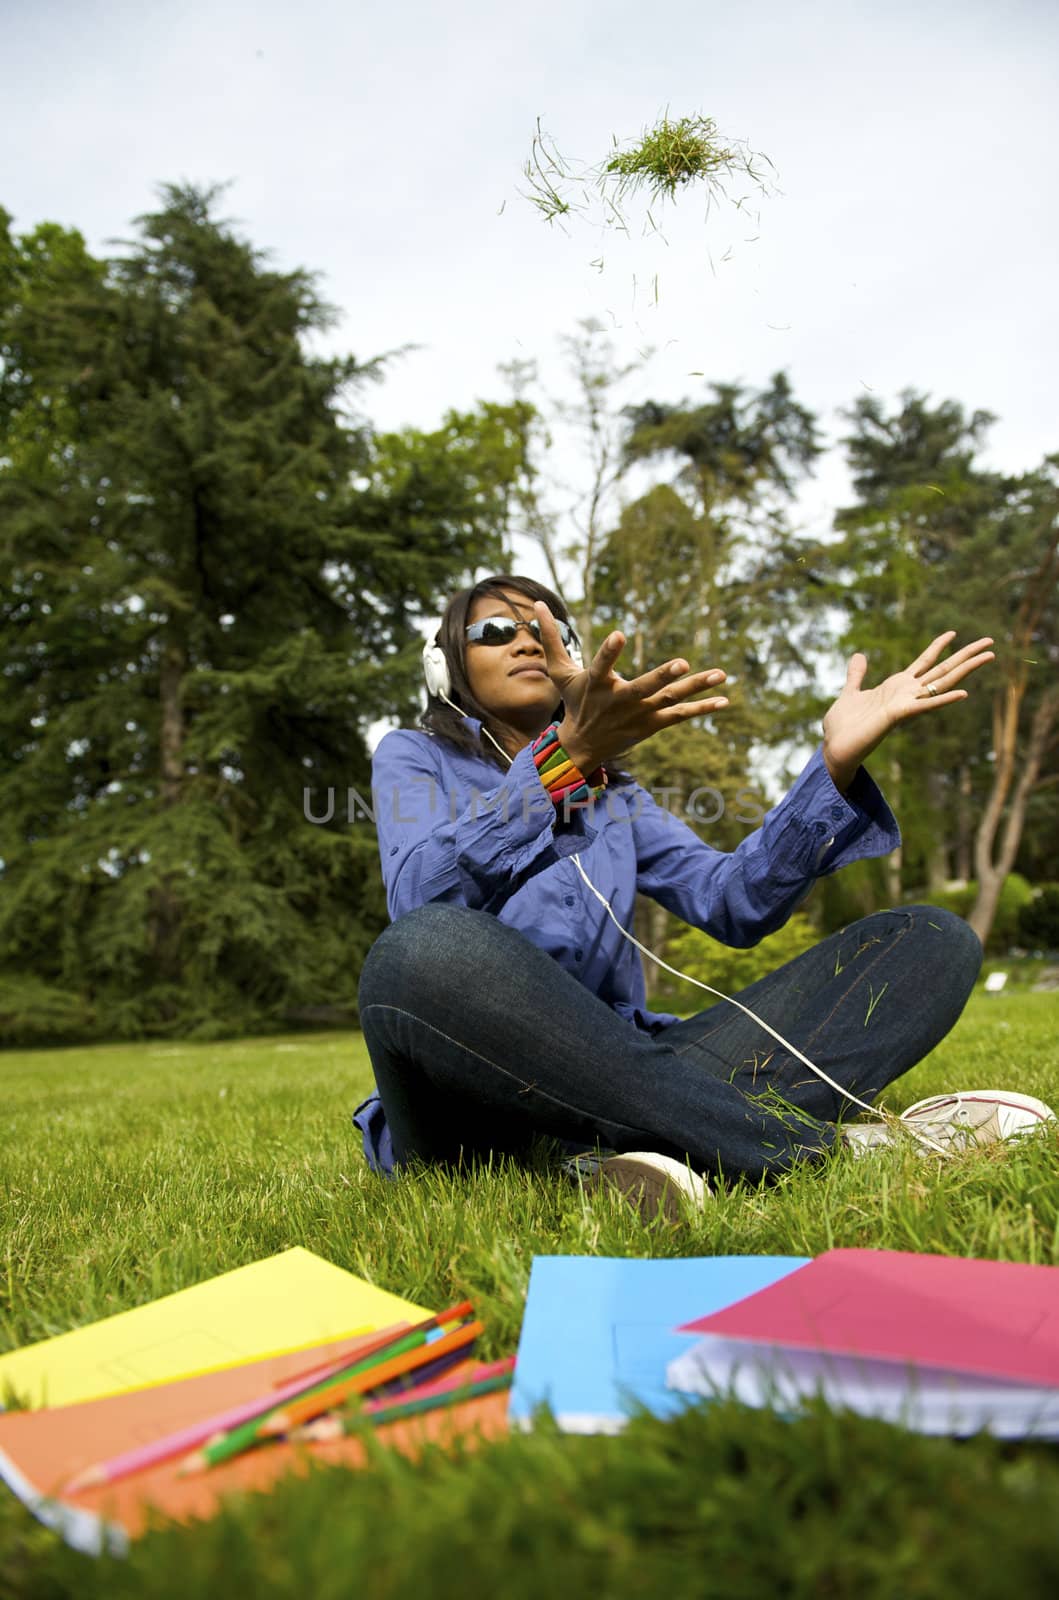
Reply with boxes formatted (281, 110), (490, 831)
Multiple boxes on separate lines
(0, 1443), (128, 1557)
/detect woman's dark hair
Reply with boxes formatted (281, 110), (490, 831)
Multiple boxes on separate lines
(418, 573), (636, 786)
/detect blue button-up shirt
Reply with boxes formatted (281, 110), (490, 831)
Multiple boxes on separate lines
(353, 716), (900, 1174)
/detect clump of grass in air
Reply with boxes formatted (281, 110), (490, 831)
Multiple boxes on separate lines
(519, 109), (776, 242)
(604, 113), (741, 201)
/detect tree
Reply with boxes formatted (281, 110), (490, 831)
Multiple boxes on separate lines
(788, 391), (1059, 944)
(615, 372), (829, 762)
(795, 393), (1004, 901)
(498, 316), (654, 649)
(595, 374), (828, 959)
(0, 185), (518, 1042)
(962, 459), (1059, 943)
(339, 400), (541, 720)
(591, 483), (754, 828)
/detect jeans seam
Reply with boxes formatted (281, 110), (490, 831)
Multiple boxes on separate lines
(359, 1003), (665, 1144)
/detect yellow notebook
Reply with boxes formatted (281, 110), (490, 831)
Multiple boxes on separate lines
(0, 1248), (432, 1411)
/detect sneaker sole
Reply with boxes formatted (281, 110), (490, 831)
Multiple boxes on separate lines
(588, 1154), (710, 1225)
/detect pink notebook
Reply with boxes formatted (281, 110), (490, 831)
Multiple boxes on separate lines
(677, 1249), (1059, 1386)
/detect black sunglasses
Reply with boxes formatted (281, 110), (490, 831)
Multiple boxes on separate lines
(465, 615), (577, 650)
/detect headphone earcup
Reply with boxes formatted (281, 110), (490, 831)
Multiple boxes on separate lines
(422, 642), (451, 700)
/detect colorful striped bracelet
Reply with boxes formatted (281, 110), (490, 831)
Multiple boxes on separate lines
(530, 722), (608, 809)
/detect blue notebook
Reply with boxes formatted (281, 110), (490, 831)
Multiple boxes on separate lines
(510, 1255), (809, 1433)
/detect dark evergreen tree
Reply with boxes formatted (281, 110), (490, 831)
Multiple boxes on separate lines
(0, 185), (515, 1042)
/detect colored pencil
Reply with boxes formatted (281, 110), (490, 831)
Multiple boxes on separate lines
(176, 1307), (476, 1477)
(362, 1356), (516, 1420)
(60, 1322), (412, 1496)
(292, 1364), (516, 1442)
(175, 1323), (448, 1476)
(271, 1302), (473, 1389)
(258, 1320), (483, 1440)
(367, 1343), (469, 1400)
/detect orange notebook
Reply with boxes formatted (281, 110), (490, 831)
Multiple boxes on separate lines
(0, 1336), (510, 1554)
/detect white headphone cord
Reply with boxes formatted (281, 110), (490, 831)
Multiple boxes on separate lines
(440, 688), (949, 1158)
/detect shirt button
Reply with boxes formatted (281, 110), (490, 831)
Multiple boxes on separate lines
(830, 804), (845, 820)
(574, 949), (583, 961)
(564, 896), (575, 906)
(389, 845), (399, 856)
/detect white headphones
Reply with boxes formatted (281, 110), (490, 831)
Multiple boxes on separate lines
(422, 640), (456, 702)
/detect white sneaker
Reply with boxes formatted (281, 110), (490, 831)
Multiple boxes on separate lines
(844, 1089), (1056, 1156)
(580, 1151), (712, 1224)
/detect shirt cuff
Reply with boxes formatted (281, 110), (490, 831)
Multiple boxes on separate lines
(785, 743), (901, 874)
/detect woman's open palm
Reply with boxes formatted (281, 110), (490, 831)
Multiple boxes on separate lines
(822, 631), (995, 773)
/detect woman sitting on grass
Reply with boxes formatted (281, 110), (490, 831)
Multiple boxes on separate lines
(354, 574), (1053, 1220)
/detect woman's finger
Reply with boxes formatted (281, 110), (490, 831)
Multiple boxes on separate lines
(626, 657), (692, 698)
(907, 631), (994, 677)
(914, 648), (994, 699)
(654, 695), (730, 722)
(940, 636), (994, 669)
(592, 629), (627, 682)
(641, 667), (727, 709)
(906, 631), (957, 675)
(530, 602), (560, 665)
(905, 688), (968, 715)
(532, 602), (584, 677)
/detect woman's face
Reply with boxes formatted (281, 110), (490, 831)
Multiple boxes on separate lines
(463, 588), (565, 745)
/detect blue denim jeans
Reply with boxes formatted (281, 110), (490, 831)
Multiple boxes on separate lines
(356, 902), (983, 1184)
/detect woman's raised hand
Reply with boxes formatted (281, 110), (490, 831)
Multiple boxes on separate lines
(532, 602), (729, 772)
(821, 630), (995, 787)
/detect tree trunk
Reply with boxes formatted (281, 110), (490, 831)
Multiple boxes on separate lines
(148, 639), (187, 997)
(955, 762), (973, 882)
(633, 894), (653, 997)
(159, 641), (185, 809)
(969, 688), (1059, 946)
(924, 767), (950, 893)
(969, 511), (1059, 943)
(885, 754), (903, 903)
(633, 896), (673, 1007)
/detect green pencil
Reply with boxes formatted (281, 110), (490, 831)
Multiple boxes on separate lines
(291, 1369), (515, 1442)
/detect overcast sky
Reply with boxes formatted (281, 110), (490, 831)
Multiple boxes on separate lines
(5, 0), (1056, 773)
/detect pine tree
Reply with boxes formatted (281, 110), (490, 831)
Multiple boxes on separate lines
(0, 184), (511, 1042)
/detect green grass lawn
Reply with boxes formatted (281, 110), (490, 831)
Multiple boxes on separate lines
(2, 989), (1059, 1597)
